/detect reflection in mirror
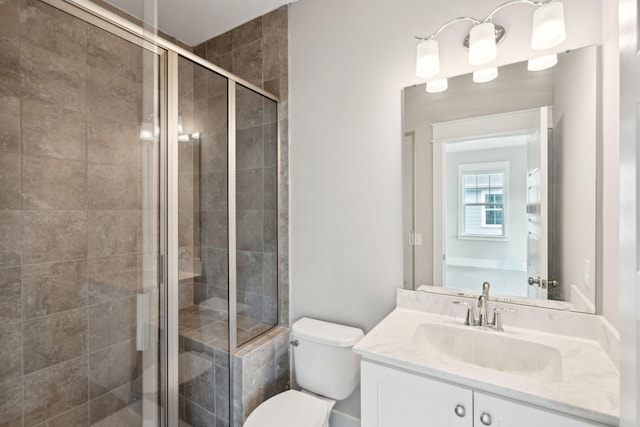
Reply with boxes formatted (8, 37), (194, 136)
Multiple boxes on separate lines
(403, 45), (600, 313)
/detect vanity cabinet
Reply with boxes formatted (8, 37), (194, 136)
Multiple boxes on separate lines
(361, 361), (473, 427)
(361, 361), (608, 427)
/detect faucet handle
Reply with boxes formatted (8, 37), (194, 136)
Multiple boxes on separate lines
(491, 307), (516, 331)
(453, 301), (477, 326)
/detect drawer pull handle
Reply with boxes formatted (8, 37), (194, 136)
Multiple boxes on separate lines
(480, 412), (492, 425)
(454, 404), (466, 418)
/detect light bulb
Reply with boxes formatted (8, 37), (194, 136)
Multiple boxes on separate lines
(528, 53), (558, 71)
(416, 39), (440, 78)
(426, 78), (448, 93)
(469, 22), (497, 65)
(473, 67), (498, 83)
(531, 2), (566, 50)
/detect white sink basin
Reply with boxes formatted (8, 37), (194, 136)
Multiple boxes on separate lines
(412, 323), (563, 381)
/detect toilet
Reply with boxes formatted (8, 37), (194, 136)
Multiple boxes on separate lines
(243, 317), (364, 427)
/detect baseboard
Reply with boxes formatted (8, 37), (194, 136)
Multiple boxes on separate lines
(330, 409), (360, 427)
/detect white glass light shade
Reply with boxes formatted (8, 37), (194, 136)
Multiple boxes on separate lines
(416, 39), (440, 78)
(473, 67), (498, 83)
(527, 53), (558, 71)
(531, 2), (566, 50)
(469, 22), (497, 65)
(426, 78), (448, 93)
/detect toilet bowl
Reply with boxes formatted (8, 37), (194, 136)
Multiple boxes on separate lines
(243, 390), (335, 427)
(243, 317), (364, 426)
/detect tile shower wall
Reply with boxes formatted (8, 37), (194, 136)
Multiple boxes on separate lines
(0, 0), (160, 425)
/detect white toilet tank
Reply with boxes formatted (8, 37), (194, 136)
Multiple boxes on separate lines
(291, 317), (364, 400)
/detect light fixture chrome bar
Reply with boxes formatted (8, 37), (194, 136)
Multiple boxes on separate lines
(166, 50), (180, 427)
(415, 16), (481, 41)
(482, 0), (556, 23)
(414, 0), (558, 40)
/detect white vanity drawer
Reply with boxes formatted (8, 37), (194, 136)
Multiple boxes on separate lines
(474, 391), (608, 427)
(362, 361), (473, 427)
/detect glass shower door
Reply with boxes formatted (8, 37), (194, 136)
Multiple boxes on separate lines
(0, 1), (166, 425)
(234, 86), (279, 346)
(175, 55), (231, 426)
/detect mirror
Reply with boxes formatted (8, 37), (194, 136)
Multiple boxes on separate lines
(403, 45), (600, 313)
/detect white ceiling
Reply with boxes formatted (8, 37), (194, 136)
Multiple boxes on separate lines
(102, 0), (297, 46)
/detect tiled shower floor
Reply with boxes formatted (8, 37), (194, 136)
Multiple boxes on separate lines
(91, 400), (191, 427)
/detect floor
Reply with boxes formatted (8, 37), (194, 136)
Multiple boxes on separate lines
(446, 265), (528, 297)
(92, 400), (192, 427)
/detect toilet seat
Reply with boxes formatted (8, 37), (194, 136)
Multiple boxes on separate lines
(243, 390), (333, 427)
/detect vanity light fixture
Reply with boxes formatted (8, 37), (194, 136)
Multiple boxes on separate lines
(426, 78), (448, 93)
(468, 22), (498, 65)
(527, 53), (558, 71)
(416, 39), (440, 78)
(473, 67), (499, 83)
(416, 0), (566, 91)
(531, 2), (566, 50)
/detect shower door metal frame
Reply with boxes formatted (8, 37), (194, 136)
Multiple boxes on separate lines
(38, 1), (282, 426)
(165, 51), (179, 427)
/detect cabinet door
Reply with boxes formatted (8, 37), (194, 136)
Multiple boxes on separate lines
(474, 391), (608, 427)
(361, 361), (473, 427)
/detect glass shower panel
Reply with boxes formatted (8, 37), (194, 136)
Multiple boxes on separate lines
(235, 86), (278, 345)
(176, 56), (231, 426)
(0, 1), (164, 425)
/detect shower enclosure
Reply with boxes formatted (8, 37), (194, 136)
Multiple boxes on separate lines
(0, 0), (280, 426)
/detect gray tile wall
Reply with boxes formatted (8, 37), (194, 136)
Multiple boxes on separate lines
(178, 55), (200, 311)
(194, 6), (290, 330)
(0, 1), (161, 425)
(233, 327), (290, 426)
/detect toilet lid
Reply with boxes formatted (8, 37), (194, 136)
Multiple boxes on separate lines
(243, 390), (331, 427)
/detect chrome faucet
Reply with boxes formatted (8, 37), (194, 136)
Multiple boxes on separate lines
(453, 281), (516, 331)
(477, 282), (491, 326)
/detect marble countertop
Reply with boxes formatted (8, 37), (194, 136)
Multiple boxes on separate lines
(353, 307), (619, 426)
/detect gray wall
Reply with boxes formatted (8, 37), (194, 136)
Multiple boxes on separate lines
(289, 0), (608, 420)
